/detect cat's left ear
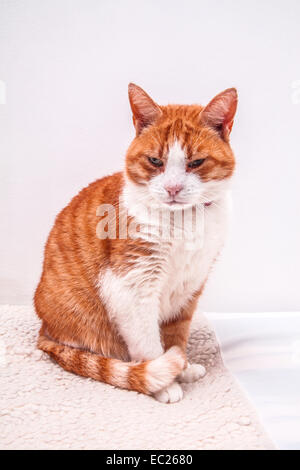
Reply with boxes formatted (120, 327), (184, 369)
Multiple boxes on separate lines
(128, 83), (162, 135)
(200, 88), (238, 141)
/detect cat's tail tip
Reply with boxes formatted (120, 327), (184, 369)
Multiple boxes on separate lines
(145, 346), (185, 394)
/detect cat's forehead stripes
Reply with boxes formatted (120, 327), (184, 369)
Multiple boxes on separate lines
(155, 117), (205, 160)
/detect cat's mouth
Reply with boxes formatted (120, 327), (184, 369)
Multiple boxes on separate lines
(166, 200), (184, 206)
(163, 200), (195, 209)
(164, 200), (213, 208)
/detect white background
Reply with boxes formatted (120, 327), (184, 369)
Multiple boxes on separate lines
(1, 0), (300, 311)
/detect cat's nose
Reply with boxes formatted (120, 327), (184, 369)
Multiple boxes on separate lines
(164, 183), (183, 198)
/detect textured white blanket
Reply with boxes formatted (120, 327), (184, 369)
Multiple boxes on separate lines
(0, 305), (274, 450)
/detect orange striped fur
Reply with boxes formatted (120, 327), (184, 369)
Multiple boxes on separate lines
(34, 84), (237, 400)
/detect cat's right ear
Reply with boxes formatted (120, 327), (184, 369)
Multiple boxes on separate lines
(128, 83), (162, 135)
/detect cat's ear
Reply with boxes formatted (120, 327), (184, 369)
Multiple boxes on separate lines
(200, 88), (238, 141)
(128, 83), (162, 135)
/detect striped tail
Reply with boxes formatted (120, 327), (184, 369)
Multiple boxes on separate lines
(38, 335), (185, 395)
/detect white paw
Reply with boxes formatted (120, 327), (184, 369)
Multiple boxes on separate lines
(177, 363), (206, 383)
(154, 382), (183, 404)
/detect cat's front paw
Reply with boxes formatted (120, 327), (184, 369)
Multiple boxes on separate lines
(177, 363), (206, 383)
(154, 382), (183, 404)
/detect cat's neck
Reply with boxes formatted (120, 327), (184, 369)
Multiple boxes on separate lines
(121, 176), (232, 239)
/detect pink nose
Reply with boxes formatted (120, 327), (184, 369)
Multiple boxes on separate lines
(164, 183), (183, 198)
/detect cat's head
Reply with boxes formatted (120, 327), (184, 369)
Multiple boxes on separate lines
(125, 84), (237, 209)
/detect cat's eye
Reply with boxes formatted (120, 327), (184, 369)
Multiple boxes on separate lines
(188, 158), (206, 169)
(148, 157), (163, 167)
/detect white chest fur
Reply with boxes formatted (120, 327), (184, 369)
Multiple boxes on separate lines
(99, 193), (231, 361)
(157, 198), (230, 322)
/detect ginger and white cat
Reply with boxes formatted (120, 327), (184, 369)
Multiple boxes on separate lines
(34, 84), (237, 403)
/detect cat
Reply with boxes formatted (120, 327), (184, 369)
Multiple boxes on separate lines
(34, 83), (237, 403)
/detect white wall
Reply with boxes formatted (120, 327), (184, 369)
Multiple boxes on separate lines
(0, 0), (300, 311)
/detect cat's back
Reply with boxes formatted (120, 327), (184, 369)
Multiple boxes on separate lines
(55, 171), (123, 225)
(37, 172), (124, 290)
(47, 171), (123, 243)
